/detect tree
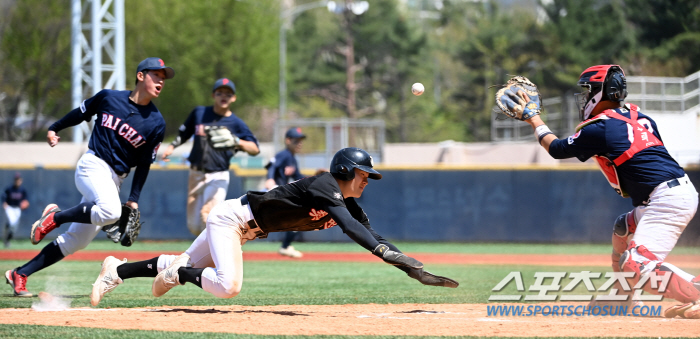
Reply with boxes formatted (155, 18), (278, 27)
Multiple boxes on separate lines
(0, 0), (72, 141)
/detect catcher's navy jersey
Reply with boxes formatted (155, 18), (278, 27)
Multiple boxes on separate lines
(176, 106), (258, 172)
(266, 148), (303, 186)
(548, 105), (684, 206)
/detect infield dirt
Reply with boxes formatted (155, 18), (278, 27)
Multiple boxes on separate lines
(1, 302), (699, 337)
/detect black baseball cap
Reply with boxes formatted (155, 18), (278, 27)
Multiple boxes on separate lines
(136, 57), (174, 79)
(213, 78), (236, 94)
(285, 127), (306, 139)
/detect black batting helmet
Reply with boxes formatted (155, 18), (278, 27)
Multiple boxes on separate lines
(330, 147), (382, 181)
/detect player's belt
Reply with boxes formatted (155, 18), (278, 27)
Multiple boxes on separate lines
(239, 194), (268, 239)
(667, 178), (681, 188)
(665, 177), (691, 189)
(191, 165), (218, 173)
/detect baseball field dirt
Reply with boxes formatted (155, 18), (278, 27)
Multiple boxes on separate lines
(0, 301), (698, 337)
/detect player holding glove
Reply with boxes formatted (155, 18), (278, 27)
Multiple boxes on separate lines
(90, 147), (457, 306)
(161, 78), (259, 236)
(495, 66), (700, 319)
(5, 57), (171, 297)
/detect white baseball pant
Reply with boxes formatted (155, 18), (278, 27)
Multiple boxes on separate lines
(55, 151), (124, 256)
(4, 205), (21, 235)
(161, 198), (256, 298)
(628, 174), (698, 279)
(186, 170), (229, 236)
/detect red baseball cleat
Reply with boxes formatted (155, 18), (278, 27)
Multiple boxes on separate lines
(5, 268), (32, 297)
(31, 204), (61, 245)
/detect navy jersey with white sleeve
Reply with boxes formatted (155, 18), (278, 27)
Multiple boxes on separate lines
(548, 105), (684, 206)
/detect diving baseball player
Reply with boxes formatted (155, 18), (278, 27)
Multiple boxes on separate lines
(161, 78), (259, 236)
(4, 57), (172, 297)
(497, 65), (700, 318)
(2, 173), (29, 248)
(265, 127), (307, 258)
(90, 148), (458, 306)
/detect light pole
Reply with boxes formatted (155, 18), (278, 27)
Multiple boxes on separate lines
(278, 0), (369, 121)
(279, 0), (329, 121)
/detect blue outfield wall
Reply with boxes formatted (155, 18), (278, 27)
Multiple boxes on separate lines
(1, 167), (699, 245)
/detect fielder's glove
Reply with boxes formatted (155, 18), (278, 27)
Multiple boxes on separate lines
(495, 75), (542, 121)
(101, 204), (142, 247)
(205, 126), (240, 150)
(373, 244), (423, 269)
(408, 268), (459, 288)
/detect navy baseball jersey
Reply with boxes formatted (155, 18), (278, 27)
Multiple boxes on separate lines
(176, 106), (258, 172)
(49, 89), (165, 202)
(50, 89), (165, 174)
(3, 186), (28, 207)
(266, 148), (303, 186)
(548, 104), (684, 206)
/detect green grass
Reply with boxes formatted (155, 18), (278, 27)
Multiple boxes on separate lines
(0, 325), (667, 339)
(4, 239), (700, 255)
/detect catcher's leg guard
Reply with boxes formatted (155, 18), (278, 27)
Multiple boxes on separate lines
(611, 211), (636, 271)
(620, 243), (700, 303)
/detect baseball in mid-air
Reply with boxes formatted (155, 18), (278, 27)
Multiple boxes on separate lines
(412, 82), (424, 96)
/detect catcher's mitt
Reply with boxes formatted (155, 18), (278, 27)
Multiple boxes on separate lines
(495, 75), (542, 121)
(204, 126), (240, 150)
(408, 268), (459, 288)
(101, 204), (142, 247)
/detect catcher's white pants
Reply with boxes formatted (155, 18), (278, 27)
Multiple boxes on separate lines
(55, 151), (124, 256)
(4, 205), (21, 234)
(186, 169), (229, 236)
(161, 198), (256, 298)
(627, 174), (698, 280)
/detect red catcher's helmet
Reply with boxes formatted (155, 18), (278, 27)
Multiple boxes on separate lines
(575, 65), (627, 121)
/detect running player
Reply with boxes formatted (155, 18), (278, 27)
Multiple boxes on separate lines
(520, 65), (700, 318)
(161, 78), (259, 236)
(4, 57), (172, 297)
(265, 127), (306, 258)
(90, 147), (458, 306)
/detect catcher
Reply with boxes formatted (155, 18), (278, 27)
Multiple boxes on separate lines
(90, 147), (458, 306)
(495, 66), (700, 319)
(161, 78), (260, 236)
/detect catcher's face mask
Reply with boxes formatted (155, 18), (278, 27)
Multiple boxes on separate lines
(575, 85), (603, 121)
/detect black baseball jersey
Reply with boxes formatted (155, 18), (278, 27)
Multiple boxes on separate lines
(246, 173), (381, 251)
(176, 106), (258, 172)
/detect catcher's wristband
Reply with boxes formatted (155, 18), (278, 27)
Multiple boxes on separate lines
(534, 124), (553, 145)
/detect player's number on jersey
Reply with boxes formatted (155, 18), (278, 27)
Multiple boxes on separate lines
(625, 118), (653, 143)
